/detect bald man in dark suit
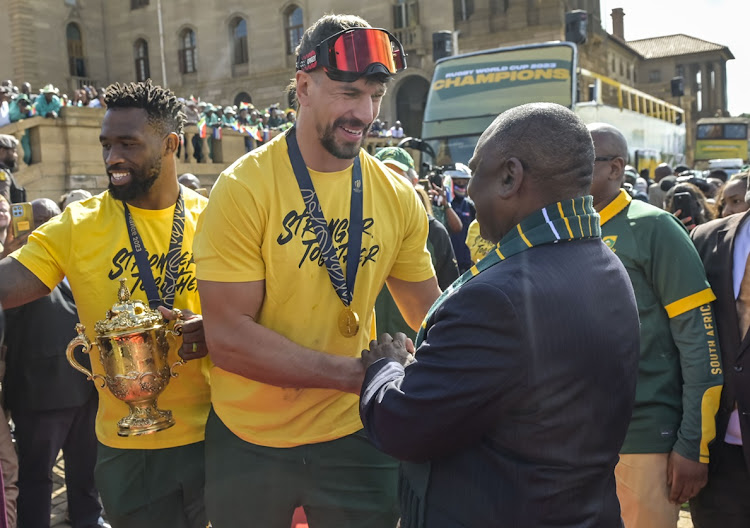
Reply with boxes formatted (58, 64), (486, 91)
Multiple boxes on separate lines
(360, 103), (640, 528)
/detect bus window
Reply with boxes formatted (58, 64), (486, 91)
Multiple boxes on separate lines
(426, 135), (482, 167)
(725, 124), (748, 140)
(697, 124), (723, 139)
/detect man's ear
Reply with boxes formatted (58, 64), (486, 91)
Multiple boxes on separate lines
(611, 157), (626, 181)
(497, 157), (525, 199)
(295, 71), (314, 109)
(164, 132), (180, 155)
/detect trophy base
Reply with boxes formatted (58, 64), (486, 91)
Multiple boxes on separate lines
(117, 403), (175, 437)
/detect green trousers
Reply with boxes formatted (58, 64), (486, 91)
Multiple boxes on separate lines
(95, 441), (207, 528)
(204, 407), (399, 528)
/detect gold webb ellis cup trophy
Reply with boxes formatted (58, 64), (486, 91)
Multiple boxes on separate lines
(65, 278), (185, 437)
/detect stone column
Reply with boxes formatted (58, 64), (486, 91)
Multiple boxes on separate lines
(8, 0), (39, 87)
(714, 61), (726, 114)
(700, 62), (710, 115)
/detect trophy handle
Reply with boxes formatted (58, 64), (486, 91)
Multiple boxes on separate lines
(66, 323), (107, 388)
(166, 318), (186, 377)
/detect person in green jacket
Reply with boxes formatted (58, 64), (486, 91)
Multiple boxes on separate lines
(34, 85), (62, 119)
(8, 95), (33, 166)
(588, 122), (723, 528)
(221, 107), (236, 128)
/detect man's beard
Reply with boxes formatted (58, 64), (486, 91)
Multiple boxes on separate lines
(0, 155), (16, 172)
(108, 156), (162, 202)
(319, 117), (371, 160)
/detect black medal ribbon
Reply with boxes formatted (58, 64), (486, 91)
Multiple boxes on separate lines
(122, 190), (186, 310)
(286, 126), (363, 309)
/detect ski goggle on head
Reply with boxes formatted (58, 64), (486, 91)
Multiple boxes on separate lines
(296, 28), (407, 82)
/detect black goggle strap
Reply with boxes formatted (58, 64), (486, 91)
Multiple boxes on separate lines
(297, 49), (319, 72)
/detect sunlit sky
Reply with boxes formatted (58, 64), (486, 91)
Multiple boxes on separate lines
(599, 0), (748, 116)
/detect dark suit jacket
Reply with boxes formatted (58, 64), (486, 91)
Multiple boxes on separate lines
(3, 281), (95, 412)
(691, 211), (750, 473)
(361, 238), (640, 528)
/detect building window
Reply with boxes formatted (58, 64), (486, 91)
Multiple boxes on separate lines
(234, 92), (252, 107)
(231, 17), (249, 65)
(131, 0), (149, 9)
(285, 6), (304, 55)
(179, 29), (197, 74)
(134, 39), (150, 82)
(490, 0), (509, 14)
(648, 70), (661, 83)
(66, 22), (86, 77)
(394, 0), (420, 28)
(454, 0), (474, 21)
(65, 0), (77, 5)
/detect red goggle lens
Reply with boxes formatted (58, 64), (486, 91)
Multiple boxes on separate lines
(328, 29), (405, 74)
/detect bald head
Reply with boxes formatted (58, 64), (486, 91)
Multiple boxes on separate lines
(32, 198), (61, 227)
(468, 103), (596, 243)
(586, 123), (629, 209)
(476, 103), (595, 199)
(654, 163), (673, 182)
(178, 173), (201, 191)
(587, 123), (628, 160)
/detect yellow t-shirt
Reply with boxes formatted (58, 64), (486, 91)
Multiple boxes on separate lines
(11, 188), (211, 450)
(194, 133), (435, 448)
(466, 219), (495, 264)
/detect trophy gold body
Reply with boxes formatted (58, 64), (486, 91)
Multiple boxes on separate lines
(66, 279), (185, 436)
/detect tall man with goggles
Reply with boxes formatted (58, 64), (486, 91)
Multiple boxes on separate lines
(194, 14), (440, 527)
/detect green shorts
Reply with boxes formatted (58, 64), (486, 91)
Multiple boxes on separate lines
(95, 441), (207, 528)
(204, 407), (399, 528)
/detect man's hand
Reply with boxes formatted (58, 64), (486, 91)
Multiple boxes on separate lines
(673, 210), (697, 232)
(361, 332), (415, 370)
(158, 306), (207, 361)
(666, 450), (708, 504)
(427, 181), (446, 207)
(0, 231), (29, 259)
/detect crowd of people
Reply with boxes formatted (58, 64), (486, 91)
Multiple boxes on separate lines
(0, 79), (297, 167)
(368, 119), (406, 138)
(0, 10), (749, 528)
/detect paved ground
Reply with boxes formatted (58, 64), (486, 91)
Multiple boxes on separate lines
(46, 451), (696, 527)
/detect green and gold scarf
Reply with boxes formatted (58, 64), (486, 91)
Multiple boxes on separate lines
(415, 195), (601, 347)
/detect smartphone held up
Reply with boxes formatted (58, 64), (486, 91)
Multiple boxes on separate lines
(10, 202), (33, 238)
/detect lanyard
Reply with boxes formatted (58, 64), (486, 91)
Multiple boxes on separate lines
(286, 126), (363, 308)
(122, 190), (186, 310)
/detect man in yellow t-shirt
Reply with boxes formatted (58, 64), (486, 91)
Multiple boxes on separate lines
(0, 81), (210, 528)
(194, 13), (441, 527)
(466, 218), (495, 264)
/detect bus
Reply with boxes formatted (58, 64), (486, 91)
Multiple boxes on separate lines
(695, 116), (750, 169)
(421, 42), (686, 177)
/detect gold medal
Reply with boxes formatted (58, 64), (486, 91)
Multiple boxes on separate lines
(338, 307), (360, 337)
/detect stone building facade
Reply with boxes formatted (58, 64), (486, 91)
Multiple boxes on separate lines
(0, 0), (734, 162)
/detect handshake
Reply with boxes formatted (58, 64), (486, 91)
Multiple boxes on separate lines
(361, 332), (416, 370)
